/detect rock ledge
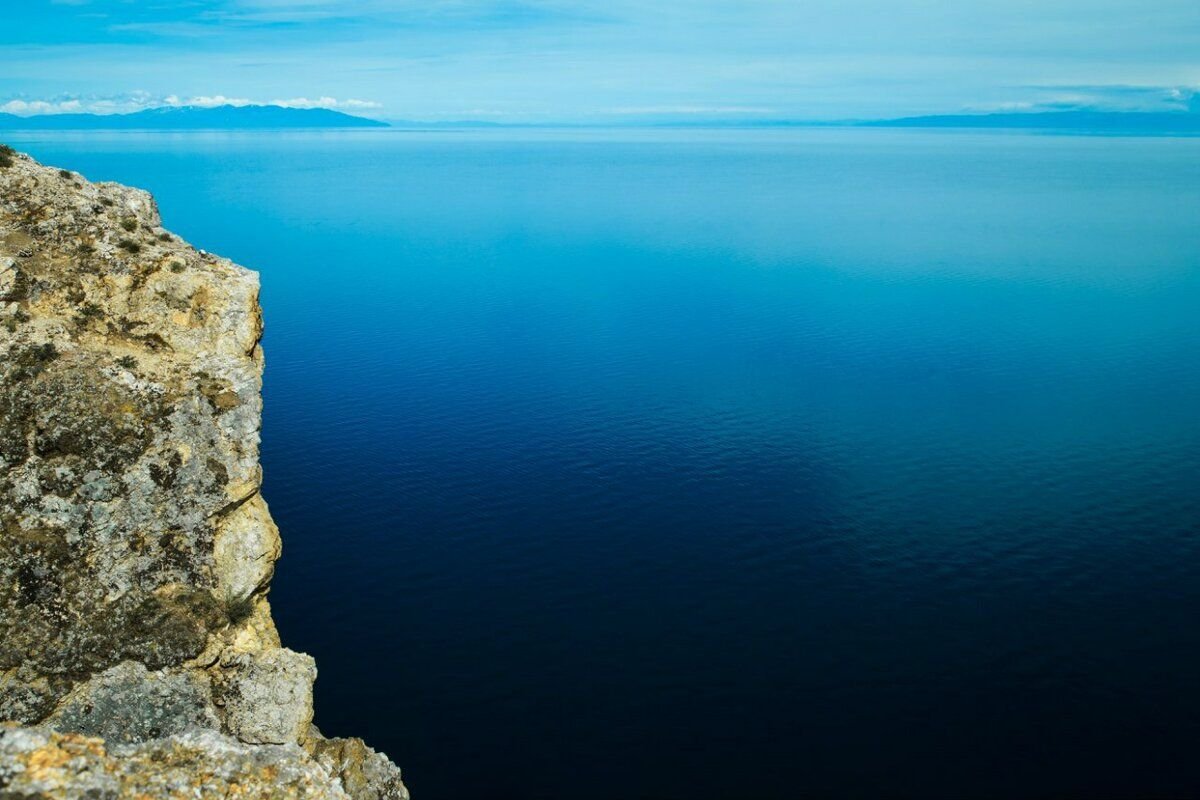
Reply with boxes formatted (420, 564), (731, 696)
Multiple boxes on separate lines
(0, 147), (407, 799)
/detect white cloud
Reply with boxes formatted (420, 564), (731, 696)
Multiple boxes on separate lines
(170, 95), (256, 108)
(0, 92), (384, 116)
(0, 99), (84, 115)
(994, 83), (1200, 113)
(268, 96), (383, 110)
(963, 101), (1037, 112)
(605, 105), (775, 115)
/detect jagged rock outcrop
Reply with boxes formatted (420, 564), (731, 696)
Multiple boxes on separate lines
(0, 145), (408, 799)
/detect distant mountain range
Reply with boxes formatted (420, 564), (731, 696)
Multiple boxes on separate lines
(3, 104), (1199, 133)
(863, 110), (1200, 133)
(0, 105), (388, 130)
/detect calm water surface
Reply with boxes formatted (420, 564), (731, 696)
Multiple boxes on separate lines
(9, 129), (1200, 799)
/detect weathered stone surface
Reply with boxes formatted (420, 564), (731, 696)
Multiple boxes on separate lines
(213, 493), (282, 603)
(0, 725), (351, 799)
(0, 147), (407, 798)
(45, 662), (218, 744)
(218, 648), (317, 745)
(312, 734), (411, 800)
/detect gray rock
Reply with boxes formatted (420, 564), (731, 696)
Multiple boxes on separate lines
(218, 648), (317, 745)
(46, 661), (218, 744)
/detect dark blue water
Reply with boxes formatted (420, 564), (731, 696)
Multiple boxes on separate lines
(9, 129), (1200, 799)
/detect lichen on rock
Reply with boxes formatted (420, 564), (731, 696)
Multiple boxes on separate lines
(0, 725), (357, 800)
(0, 147), (407, 799)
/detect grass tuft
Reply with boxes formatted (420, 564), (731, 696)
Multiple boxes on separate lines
(223, 593), (257, 626)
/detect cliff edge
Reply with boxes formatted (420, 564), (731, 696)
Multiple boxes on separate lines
(0, 145), (408, 799)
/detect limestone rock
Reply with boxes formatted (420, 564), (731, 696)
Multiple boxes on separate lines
(218, 648), (317, 745)
(0, 147), (407, 798)
(214, 493), (282, 603)
(0, 725), (351, 799)
(312, 734), (412, 800)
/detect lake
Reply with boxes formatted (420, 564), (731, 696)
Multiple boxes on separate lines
(8, 128), (1200, 799)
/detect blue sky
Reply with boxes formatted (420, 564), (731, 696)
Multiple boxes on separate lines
(3, 0), (1198, 122)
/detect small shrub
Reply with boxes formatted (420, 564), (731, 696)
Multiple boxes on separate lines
(158, 232), (172, 242)
(78, 302), (104, 320)
(11, 342), (58, 378)
(0, 144), (14, 169)
(115, 355), (138, 370)
(1, 269), (28, 303)
(100, 197), (114, 207)
(117, 238), (141, 253)
(34, 342), (57, 360)
(77, 242), (96, 256)
(169, 261), (186, 273)
(120, 217), (138, 232)
(58, 169), (72, 179)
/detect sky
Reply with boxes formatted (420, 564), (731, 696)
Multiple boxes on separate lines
(2, 0), (1199, 122)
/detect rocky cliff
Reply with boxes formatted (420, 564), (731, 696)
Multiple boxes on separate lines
(0, 145), (408, 799)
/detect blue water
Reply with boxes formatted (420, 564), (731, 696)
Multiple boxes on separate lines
(9, 129), (1200, 799)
